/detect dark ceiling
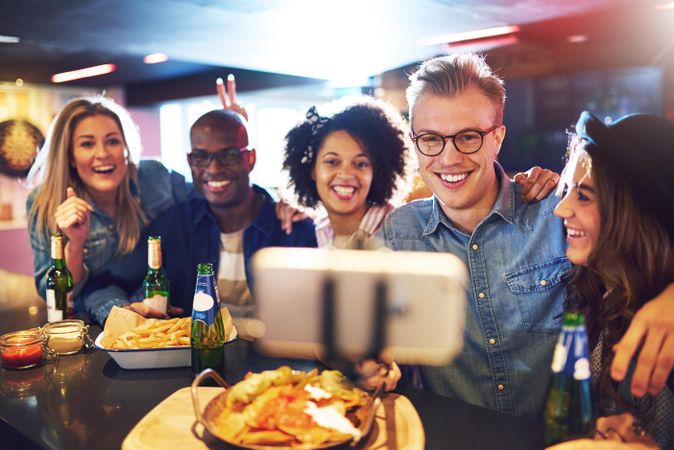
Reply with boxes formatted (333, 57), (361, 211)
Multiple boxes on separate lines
(1, 0), (672, 105)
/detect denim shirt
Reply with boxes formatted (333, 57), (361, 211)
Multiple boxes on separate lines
(81, 184), (318, 325)
(27, 159), (189, 301)
(381, 162), (571, 419)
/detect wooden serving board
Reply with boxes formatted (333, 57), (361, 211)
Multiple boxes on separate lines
(122, 387), (424, 450)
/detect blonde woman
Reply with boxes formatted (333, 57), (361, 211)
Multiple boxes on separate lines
(27, 96), (189, 323)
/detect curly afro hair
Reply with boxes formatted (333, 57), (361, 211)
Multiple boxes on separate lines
(283, 96), (410, 208)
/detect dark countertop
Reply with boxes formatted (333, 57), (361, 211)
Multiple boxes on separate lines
(0, 297), (545, 450)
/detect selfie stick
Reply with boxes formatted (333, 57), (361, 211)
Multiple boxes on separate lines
(320, 275), (387, 367)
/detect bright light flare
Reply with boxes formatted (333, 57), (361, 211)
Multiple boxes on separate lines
(443, 35), (519, 53)
(144, 53), (168, 64)
(51, 64), (116, 83)
(655, 2), (674, 10)
(0, 35), (20, 44)
(567, 34), (588, 44)
(420, 25), (521, 46)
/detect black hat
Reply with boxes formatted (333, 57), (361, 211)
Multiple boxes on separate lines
(575, 111), (674, 239)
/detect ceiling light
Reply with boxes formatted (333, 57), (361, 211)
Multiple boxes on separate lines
(441, 35), (519, 53)
(567, 35), (588, 44)
(655, 2), (674, 10)
(144, 53), (168, 64)
(420, 25), (521, 46)
(51, 64), (116, 83)
(0, 35), (20, 44)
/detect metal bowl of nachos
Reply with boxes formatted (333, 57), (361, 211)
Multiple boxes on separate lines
(191, 366), (380, 449)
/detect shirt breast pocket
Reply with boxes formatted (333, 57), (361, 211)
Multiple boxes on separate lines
(504, 257), (572, 334)
(84, 234), (114, 274)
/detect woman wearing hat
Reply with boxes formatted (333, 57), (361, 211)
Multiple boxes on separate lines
(549, 112), (674, 449)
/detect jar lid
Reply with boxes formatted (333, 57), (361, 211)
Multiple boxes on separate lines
(0, 329), (45, 347)
(42, 319), (85, 335)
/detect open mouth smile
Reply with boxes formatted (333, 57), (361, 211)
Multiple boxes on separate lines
(92, 165), (115, 174)
(332, 185), (357, 200)
(437, 171), (470, 186)
(566, 227), (587, 238)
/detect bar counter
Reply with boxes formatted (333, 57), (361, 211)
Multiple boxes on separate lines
(0, 296), (545, 450)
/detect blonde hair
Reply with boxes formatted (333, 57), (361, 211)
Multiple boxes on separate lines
(27, 96), (146, 255)
(406, 53), (506, 125)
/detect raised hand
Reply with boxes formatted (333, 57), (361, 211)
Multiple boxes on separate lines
(611, 283), (674, 397)
(216, 74), (249, 121)
(54, 187), (93, 248)
(356, 357), (402, 392)
(514, 166), (560, 203)
(122, 301), (171, 319)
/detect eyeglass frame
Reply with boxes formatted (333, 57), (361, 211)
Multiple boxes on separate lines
(410, 125), (500, 156)
(187, 146), (251, 167)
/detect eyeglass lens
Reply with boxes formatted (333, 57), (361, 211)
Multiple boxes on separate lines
(189, 148), (243, 166)
(416, 130), (484, 155)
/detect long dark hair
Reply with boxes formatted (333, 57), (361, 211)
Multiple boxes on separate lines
(564, 137), (674, 406)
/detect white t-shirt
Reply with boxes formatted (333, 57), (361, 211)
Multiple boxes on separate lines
(217, 230), (253, 318)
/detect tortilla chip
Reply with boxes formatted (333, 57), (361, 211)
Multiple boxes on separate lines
(220, 306), (234, 341)
(101, 306), (145, 347)
(240, 430), (295, 445)
(214, 411), (248, 442)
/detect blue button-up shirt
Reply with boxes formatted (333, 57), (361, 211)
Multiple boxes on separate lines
(81, 184), (317, 325)
(381, 163), (571, 419)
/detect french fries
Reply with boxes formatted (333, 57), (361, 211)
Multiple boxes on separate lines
(109, 317), (191, 349)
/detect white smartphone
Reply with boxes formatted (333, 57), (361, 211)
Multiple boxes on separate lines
(251, 247), (467, 365)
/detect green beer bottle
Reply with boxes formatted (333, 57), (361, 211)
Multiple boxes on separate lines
(543, 311), (593, 445)
(143, 236), (170, 314)
(46, 233), (74, 322)
(190, 263), (225, 377)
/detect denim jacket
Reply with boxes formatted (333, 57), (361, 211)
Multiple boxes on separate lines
(381, 162), (571, 419)
(27, 159), (189, 301)
(81, 184), (318, 325)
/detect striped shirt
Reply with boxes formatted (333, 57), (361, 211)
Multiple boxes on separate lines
(315, 203), (394, 249)
(216, 230), (253, 318)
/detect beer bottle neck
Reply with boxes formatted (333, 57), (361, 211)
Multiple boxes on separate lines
(51, 257), (67, 269)
(148, 239), (162, 270)
(50, 235), (66, 267)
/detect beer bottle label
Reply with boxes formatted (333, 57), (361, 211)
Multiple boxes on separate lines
(550, 325), (590, 380)
(46, 289), (63, 322)
(143, 294), (168, 314)
(571, 327), (591, 381)
(192, 273), (219, 326)
(192, 292), (217, 325)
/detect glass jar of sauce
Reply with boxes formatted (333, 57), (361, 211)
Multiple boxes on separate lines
(0, 329), (46, 369)
(42, 319), (91, 355)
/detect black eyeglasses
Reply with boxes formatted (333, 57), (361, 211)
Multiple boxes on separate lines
(188, 147), (249, 167)
(410, 125), (499, 156)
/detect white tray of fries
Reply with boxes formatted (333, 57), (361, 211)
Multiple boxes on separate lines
(94, 312), (237, 369)
(95, 333), (188, 369)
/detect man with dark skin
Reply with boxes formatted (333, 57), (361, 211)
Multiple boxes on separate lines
(81, 109), (316, 326)
(153, 109), (317, 319)
(189, 110), (261, 233)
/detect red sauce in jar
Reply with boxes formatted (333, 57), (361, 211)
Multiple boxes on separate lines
(0, 331), (44, 369)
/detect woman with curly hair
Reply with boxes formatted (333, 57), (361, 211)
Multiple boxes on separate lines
(549, 112), (674, 450)
(283, 96), (410, 248)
